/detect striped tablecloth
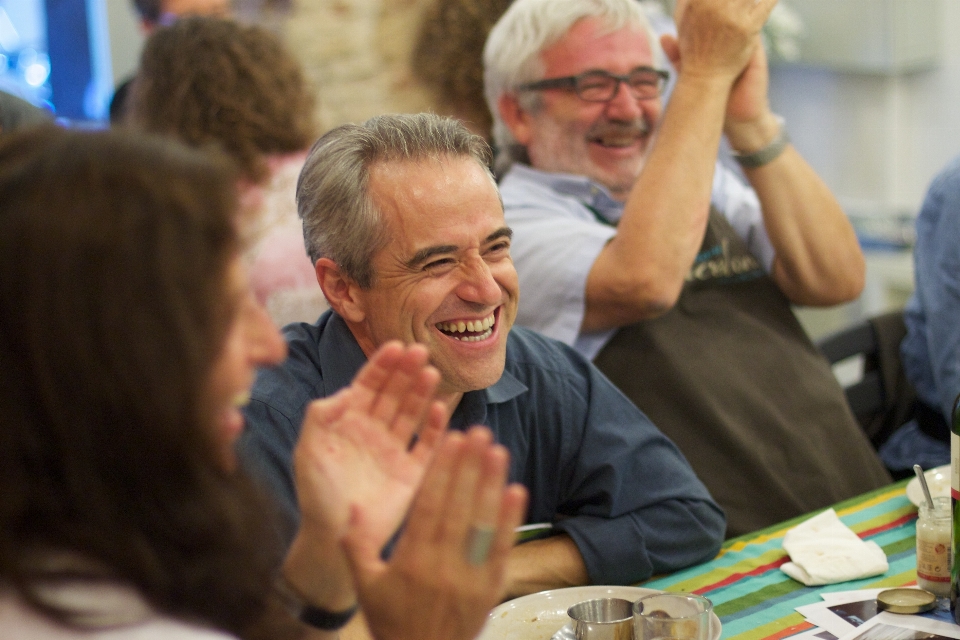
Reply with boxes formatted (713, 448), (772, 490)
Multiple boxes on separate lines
(644, 479), (919, 640)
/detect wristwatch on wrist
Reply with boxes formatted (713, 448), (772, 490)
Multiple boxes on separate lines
(277, 576), (358, 631)
(732, 116), (790, 169)
(299, 603), (359, 631)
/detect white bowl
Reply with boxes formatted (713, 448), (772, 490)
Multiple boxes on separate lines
(906, 464), (951, 507)
(476, 585), (722, 640)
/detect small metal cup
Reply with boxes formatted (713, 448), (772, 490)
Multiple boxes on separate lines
(633, 593), (713, 640)
(567, 598), (635, 640)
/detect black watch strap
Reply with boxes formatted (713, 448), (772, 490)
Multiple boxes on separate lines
(299, 603), (359, 631)
(277, 576), (358, 631)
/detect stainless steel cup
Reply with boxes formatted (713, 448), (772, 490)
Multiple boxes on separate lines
(633, 593), (713, 640)
(567, 598), (635, 640)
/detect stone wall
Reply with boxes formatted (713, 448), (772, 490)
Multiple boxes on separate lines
(282, 0), (435, 132)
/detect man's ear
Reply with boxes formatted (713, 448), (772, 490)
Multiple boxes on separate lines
(498, 93), (535, 147)
(316, 258), (366, 323)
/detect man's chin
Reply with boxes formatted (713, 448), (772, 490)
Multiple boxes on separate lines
(437, 354), (507, 397)
(584, 155), (643, 190)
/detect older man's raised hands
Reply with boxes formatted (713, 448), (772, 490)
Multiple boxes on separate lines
(663, 0), (778, 84)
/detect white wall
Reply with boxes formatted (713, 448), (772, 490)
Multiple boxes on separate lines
(769, 0), (960, 338)
(769, 0), (960, 219)
(104, 0), (144, 85)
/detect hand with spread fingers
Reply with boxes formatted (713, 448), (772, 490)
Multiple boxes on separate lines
(344, 426), (529, 640)
(282, 341), (449, 621)
(294, 341), (447, 542)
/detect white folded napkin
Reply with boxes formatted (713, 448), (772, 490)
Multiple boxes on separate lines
(780, 508), (888, 586)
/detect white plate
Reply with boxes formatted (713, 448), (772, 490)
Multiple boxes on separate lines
(476, 585), (722, 640)
(906, 464), (951, 507)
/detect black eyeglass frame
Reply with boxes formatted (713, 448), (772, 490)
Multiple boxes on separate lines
(515, 66), (670, 102)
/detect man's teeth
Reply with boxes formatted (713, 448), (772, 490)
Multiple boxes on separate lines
(437, 314), (495, 341)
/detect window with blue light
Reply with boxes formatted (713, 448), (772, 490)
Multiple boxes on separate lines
(0, 0), (52, 112)
(0, 0), (143, 125)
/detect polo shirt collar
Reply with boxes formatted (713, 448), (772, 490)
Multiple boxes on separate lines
(453, 367), (527, 430)
(509, 163), (625, 225)
(315, 312), (369, 395)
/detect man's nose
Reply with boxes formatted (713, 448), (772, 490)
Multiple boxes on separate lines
(604, 80), (644, 120)
(457, 258), (502, 305)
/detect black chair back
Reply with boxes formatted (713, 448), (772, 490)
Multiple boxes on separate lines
(816, 310), (916, 449)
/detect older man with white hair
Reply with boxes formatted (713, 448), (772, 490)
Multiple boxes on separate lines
(484, 0), (891, 537)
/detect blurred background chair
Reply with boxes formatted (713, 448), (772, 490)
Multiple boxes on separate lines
(816, 310), (917, 473)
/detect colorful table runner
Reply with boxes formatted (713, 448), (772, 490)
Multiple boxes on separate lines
(644, 479), (919, 640)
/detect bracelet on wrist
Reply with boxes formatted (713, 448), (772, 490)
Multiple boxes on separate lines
(277, 576), (358, 631)
(732, 116), (790, 169)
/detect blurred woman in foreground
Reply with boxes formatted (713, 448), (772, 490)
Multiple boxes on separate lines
(0, 126), (526, 640)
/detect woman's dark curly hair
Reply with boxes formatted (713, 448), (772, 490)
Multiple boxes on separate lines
(0, 126), (299, 640)
(129, 16), (316, 182)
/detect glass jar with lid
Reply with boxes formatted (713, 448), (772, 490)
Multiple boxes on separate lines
(917, 496), (951, 597)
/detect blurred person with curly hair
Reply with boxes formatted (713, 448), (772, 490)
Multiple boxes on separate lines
(129, 16), (327, 327)
(412, 0), (513, 140)
(108, 0), (231, 123)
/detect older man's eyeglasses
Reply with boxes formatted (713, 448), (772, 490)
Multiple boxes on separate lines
(516, 67), (670, 102)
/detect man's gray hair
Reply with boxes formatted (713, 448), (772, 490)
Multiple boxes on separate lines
(483, 0), (662, 171)
(296, 113), (494, 289)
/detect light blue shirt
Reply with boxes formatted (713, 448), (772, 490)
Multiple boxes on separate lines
(499, 163), (774, 359)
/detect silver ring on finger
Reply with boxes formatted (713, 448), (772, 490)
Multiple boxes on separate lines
(466, 524), (496, 565)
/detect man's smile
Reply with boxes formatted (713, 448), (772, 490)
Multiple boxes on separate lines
(586, 119), (650, 149)
(436, 310), (498, 342)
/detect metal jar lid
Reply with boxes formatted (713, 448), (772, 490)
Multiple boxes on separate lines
(876, 588), (937, 614)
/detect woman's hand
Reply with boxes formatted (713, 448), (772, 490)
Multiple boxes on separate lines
(345, 426), (528, 640)
(283, 341), (448, 616)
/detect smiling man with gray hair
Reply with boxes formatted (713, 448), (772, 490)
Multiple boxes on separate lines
(483, 0), (891, 537)
(239, 112), (725, 599)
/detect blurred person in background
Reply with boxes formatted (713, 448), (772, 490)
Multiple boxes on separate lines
(132, 0), (231, 31)
(412, 0), (513, 140)
(109, 0), (232, 123)
(128, 17), (328, 327)
(887, 155), (960, 474)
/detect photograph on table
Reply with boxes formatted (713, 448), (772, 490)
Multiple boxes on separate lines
(796, 588), (888, 637)
(837, 612), (960, 640)
(795, 588), (957, 638)
(831, 600), (880, 629)
(786, 628), (839, 640)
